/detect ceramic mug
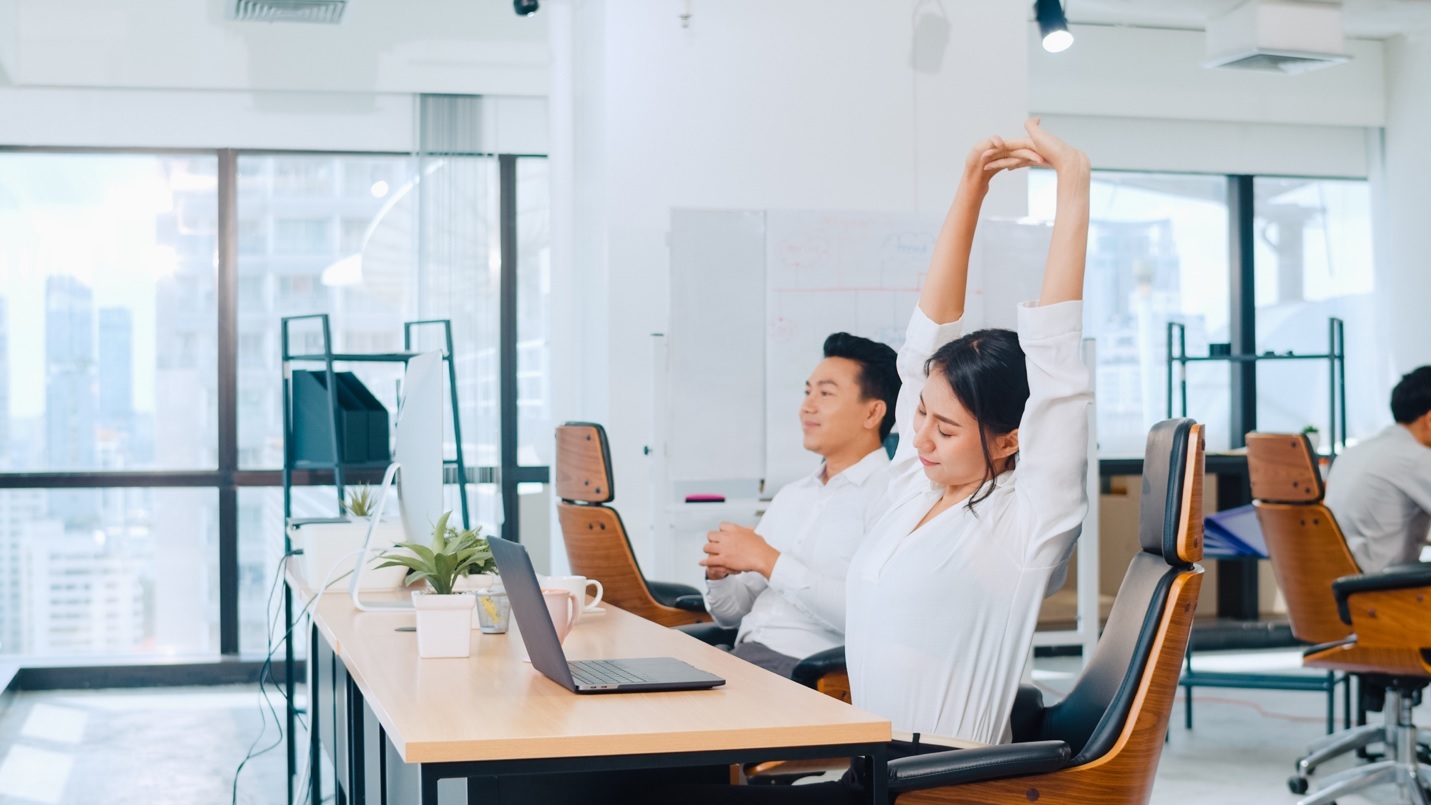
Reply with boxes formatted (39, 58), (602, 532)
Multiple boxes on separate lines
(541, 588), (579, 644)
(538, 575), (604, 622)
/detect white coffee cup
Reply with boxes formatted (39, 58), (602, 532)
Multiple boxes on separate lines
(538, 574), (604, 622)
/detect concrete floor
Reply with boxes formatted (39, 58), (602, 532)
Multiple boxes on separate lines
(0, 649), (1426, 804)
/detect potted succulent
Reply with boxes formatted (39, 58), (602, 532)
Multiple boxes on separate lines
(1302, 424), (1322, 453)
(343, 484), (377, 519)
(375, 511), (492, 658)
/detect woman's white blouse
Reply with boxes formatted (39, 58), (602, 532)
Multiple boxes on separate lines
(845, 300), (1092, 746)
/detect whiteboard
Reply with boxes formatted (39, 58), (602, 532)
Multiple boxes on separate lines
(762, 211), (1051, 489)
(665, 208), (1053, 491)
(666, 210), (767, 482)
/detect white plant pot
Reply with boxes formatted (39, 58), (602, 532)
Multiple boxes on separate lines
(412, 591), (476, 658)
(292, 520), (409, 592)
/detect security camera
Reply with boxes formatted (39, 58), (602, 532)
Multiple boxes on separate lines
(514, 0), (539, 15)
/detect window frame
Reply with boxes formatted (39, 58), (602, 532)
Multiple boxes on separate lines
(0, 145), (549, 683)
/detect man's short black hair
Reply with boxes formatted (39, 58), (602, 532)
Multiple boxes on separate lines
(1391, 366), (1431, 424)
(822, 332), (900, 440)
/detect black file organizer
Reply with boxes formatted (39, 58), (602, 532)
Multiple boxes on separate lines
(290, 369), (391, 465)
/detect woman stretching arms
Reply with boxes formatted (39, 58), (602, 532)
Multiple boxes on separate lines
(845, 117), (1091, 747)
(640, 119), (1091, 804)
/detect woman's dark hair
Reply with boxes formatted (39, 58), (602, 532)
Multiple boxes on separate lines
(1391, 366), (1431, 424)
(924, 328), (1029, 509)
(823, 332), (901, 440)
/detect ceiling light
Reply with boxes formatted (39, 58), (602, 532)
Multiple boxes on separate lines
(1035, 0), (1074, 53)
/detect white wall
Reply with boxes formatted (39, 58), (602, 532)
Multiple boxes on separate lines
(0, 87), (546, 152)
(549, 0), (1031, 569)
(0, 0), (550, 152)
(0, 0), (547, 96)
(1030, 24), (1383, 178)
(1379, 33), (1431, 376)
(1032, 23), (1385, 128)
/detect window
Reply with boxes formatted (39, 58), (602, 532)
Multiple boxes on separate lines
(0, 153), (220, 472)
(1253, 178), (1378, 443)
(1030, 170), (1375, 456)
(1031, 170), (1230, 456)
(0, 148), (550, 670)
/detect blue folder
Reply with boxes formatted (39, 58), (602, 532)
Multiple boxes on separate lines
(1203, 504), (1269, 559)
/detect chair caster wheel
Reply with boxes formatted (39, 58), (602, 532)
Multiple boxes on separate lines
(1288, 775), (1309, 795)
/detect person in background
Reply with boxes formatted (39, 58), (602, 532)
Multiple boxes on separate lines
(698, 333), (899, 677)
(1325, 366), (1431, 572)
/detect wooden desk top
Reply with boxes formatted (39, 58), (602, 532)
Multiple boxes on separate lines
(300, 579), (890, 764)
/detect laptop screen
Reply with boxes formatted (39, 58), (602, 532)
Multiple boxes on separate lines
(487, 536), (577, 688)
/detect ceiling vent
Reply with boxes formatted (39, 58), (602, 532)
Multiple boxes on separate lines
(229, 0), (347, 24)
(1203, 0), (1350, 74)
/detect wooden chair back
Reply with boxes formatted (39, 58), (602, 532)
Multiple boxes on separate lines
(555, 423), (614, 504)
(1246, 432), (1359, 645)
(556, 503), (707, 627)
(899, 421), (1206, 804)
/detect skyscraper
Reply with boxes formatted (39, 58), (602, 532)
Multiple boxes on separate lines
(97, 307), (134, 434)
(0, 297), (9, 466)
(45, 274), (98, 524)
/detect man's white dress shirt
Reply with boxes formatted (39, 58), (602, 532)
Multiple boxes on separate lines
(846, 301), (1092, 746)
(1325, 424), (1431, 572)
(703, 448), (892, 662)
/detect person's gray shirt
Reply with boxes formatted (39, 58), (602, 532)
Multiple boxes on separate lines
(1325, 424), (1431, 572)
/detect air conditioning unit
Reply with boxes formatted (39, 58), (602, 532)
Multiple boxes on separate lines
(1204, 0), (1350, 74)
(228, 0), (347, 24)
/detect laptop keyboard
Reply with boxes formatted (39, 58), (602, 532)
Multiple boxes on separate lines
(569, 659), (657, 687)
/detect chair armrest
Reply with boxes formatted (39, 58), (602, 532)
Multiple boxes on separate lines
(1332, 562), (1431, 625)
(1008, 684), (1046, 744)
(675, 623), (739, 646)
(791, 647), (846, 689)
(647, 579), (704, 609)
(887, 741), (1071, 792)
(672, 595), (708, 612)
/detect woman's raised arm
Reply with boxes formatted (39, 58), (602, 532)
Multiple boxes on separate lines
(918, 135), (1044, 324)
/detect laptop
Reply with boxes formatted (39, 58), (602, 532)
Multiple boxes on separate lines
(488, 536), (725, 693)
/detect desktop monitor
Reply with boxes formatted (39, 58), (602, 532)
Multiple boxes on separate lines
(349, 350), (445, 611)
(394, 350), (444, 544)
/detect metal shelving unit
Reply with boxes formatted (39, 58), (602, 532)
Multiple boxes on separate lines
(278, 313), (469, 805)
(1166, 316), (1350, 735)
(1166, 317), (1347, 457)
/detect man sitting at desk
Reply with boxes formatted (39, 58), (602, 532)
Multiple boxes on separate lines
(1326, 366), (1431, 571)
(697, 333), (898, 677)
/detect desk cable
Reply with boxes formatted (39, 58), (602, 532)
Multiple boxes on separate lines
(232, 548), (361, 805)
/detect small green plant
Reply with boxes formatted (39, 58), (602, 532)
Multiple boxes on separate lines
(374, 511), (493, 595)
(344, 485), (376, 518)
(1301, 424), (1320, 435)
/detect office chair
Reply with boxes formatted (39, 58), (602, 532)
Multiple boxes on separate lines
(882, 418), (1205, 804)
(1247, 431), (1431, 804)
(555, 422), (710, 627)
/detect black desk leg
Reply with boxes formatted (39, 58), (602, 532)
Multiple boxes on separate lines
(348, 676), (365, 805)
(310, 624), (324, 805)
(285, 585), (297, 805)
(420, 767), (441, 805)
(865, 744), (888, 805)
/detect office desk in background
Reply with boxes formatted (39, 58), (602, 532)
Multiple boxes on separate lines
(291, 574), (890, 804)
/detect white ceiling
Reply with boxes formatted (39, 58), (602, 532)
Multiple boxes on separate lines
(1063, 0), (1431, 38)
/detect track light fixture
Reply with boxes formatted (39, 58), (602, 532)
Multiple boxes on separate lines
(1035, 0), (1073, 53)
(514, 0), (539, 16)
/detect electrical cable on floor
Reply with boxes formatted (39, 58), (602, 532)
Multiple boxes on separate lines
(232, 550), (361, 805)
